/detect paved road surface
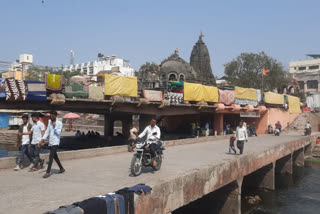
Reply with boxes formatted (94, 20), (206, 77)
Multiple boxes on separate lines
(0, 134), (305, 214)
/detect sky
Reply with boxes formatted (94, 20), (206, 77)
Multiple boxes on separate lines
(1, 0), (320, 77)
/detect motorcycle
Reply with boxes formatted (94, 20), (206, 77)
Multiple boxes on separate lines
(274, 128), (280, 136)
(130, 133), (165, 176)
(304, 128), (311, 136)
(247, 125), (257, 137)
(267, 125), (273, 134)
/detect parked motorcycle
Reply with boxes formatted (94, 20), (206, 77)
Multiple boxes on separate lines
(130, 133), (164, 176)
(267, 125), (273, 134)
(247, 125), (257, 137)
(304, 128), (311, 136)
(274, 128), (280, 136)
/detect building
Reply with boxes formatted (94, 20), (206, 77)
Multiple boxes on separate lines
(289, 55), (320, 94)
(63, 54), (135, 77)
(138, 34), (216, 90)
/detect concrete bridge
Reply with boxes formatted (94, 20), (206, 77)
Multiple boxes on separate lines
(0, 134), (316, 214)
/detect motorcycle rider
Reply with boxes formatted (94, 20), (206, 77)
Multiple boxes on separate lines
(138, 119), (161, 166)
(305, 122), (312, 135)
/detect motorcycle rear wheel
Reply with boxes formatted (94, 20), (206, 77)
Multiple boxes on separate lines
(130, 155), (142, 176)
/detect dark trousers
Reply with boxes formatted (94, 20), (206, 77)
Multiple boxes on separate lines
(237, 140), (245, 154)
(149, 141), (162, 158)
(18, 144), (33, 167)
(29, 144), (43, 168)
(46, 145), (64, 173)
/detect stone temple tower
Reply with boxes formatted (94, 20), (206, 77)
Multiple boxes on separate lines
(190, 33), (216, 85)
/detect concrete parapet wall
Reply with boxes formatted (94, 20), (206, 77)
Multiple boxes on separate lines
(0, 135), (228, 170)
(134, 135), (317, 214)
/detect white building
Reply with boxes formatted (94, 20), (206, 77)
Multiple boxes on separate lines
(289, 55), (320, 93)
(289, 55), (320, 74)
(63, 55), (135, 77)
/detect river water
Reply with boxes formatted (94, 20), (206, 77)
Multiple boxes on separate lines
(245, 159), (320, 214)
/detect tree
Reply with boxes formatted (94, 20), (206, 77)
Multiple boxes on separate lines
(138, 62), (158, 73)
(50, 70), (81, 82)
(224, 52), (288, 91)
(26, 66), (82, 82)
(25, 66), (47, 81)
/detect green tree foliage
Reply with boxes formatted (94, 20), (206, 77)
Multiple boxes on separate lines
(26, 66), (81, 82)
(25, 66), (47, 81)
(50, 70), (81, 82)
(224, 52), (288, 91)
(138, 62), (158, 78)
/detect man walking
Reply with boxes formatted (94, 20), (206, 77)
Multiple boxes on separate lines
(128, 125), (138, 152)
(40, 111), (65, 178)
(13, 115), (33, 171)
(236, 121), (248, 155)
(23, 113), (45, 171)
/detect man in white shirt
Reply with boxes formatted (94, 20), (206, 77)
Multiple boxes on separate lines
(23, 113), (45, 171)
(305, 122), (312, 135)
(14, 115), (33, 171)
(128, 125), (138, 152)
(138, 119), (161, 166)
(236, 121), (248, 154)
(40, 111), (65, 178)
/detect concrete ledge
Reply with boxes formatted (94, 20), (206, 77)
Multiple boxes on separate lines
(0, 135), (228, 170)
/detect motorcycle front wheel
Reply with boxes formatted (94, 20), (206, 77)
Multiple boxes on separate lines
(130, 155), (142, 176)
(152, 154), (163, 171)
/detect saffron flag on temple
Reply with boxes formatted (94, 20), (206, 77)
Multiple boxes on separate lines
(262, 68), (270, 76)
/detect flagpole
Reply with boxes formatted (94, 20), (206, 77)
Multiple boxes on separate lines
(261, 69), (264, 93)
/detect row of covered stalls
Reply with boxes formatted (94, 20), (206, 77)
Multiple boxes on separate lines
(0, 74), (302, 112)
(163, 81), (302, 136)
(1, 74), (302, 137)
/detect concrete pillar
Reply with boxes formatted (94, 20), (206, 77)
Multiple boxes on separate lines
(304, 144), (312, 157)
(122, 115), (133, 139)
(214, 113), (224, 136)
(104, 114), (111, 138)
(293, 148), (304, 167)
(258, 163), (275, 190)
(275, 154), (293, 175)
(242, 163), (275, 191)
(304, 81), (307, 92)
(219, 178), (243, 214)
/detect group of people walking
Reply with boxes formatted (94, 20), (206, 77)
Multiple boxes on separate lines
(14, 111), (65, 178)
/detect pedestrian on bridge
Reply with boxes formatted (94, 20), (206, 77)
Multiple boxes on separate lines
(236, 121), (248, 154)
(40, 111), (65, 178)
(14, 115), (33, 171)
(23, 113), (46, 171)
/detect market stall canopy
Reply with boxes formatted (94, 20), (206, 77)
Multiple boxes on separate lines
(63, 113), (80, 119)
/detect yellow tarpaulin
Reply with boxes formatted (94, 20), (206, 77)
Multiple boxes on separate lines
(104, 74), (137, 97)
(264, 92), (284, 105)
(235, 86), (257, 101)
(46, 74), (62, 90)
(288, 95), (301, 113)
(203, 85), (219, 102)
(184, 82), (218, 102)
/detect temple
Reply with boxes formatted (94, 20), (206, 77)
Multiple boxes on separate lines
(138, 34), (216, 89)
